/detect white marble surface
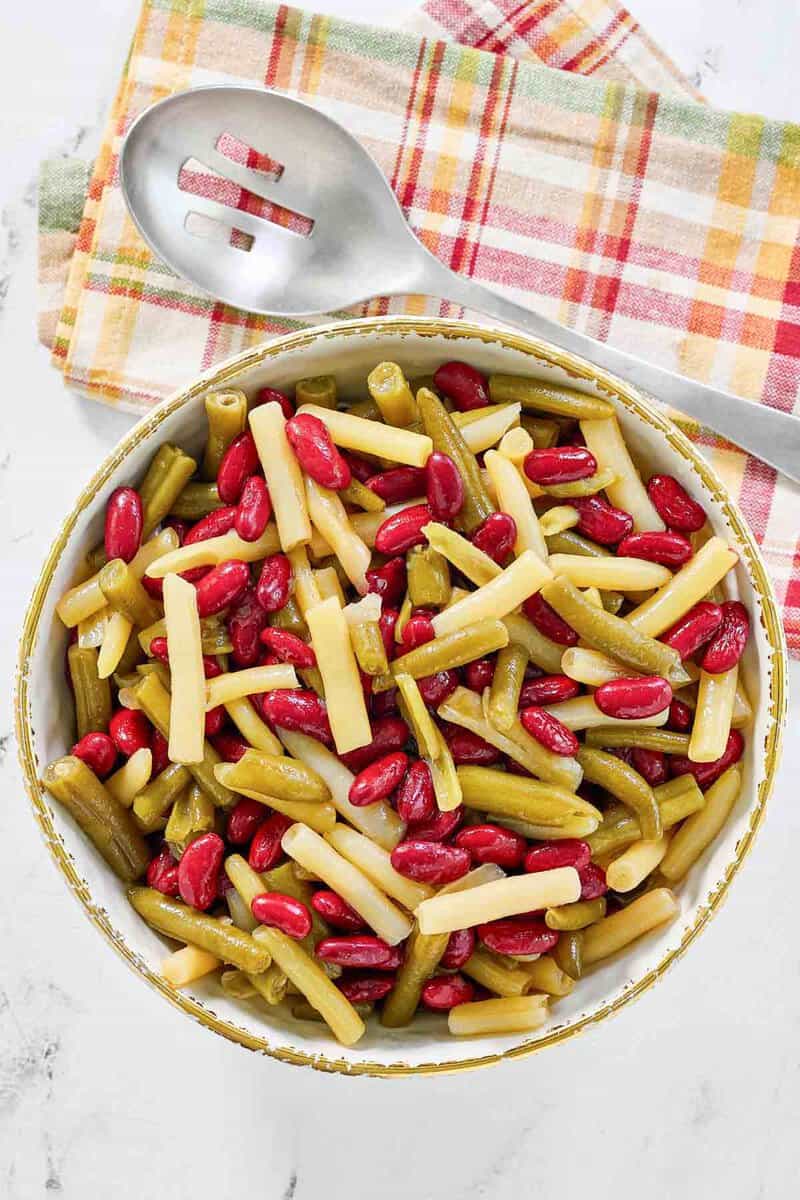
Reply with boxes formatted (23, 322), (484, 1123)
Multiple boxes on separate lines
(1, 0), (798, 1195)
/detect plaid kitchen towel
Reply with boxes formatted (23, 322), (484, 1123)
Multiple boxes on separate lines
(37, 0), (800, 649)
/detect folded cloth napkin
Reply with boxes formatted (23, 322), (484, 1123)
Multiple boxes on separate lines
(38, 0), (800, 650)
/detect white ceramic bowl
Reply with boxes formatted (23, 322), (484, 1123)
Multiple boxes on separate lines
(16, 317), (787, 1076)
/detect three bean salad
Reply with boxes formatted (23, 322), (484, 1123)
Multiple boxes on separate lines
(45, 361), (751, 1046)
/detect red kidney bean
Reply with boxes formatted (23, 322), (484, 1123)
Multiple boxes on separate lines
(371, 688), (399, 719)
(519, 707), (579, 757)
(417, 670), (459, 707)
(204, 706), (226, 737)
(374, 504), (434, 555)
(217, 432), (260, 504)
(366, 467), (427, 505)
(455, 824), (527, 869)
(311, 890), (366, 932)
(478, 917), (558, 958)
(647, 474), (707, 532)
(471, 512), (517, 564)
(104, 486), (143, 563)
(183, 507), (238, 545)
(698, 601), (750, 674)
(613, 747), (634, 768)
(571, 495), (633, 545)
(391, 840), (471, 885)
(463, 658), (496, 692)
(349, 751), (409, 807)
(440, 929), (476, 971)
(147, 846), (180, 897)
(616, 531), (692, 568)
(255, 386), (294, 420)
(340, 716), (409, 773)
(519, 675), (580, 706)
(211, 730), (250, 763)
(343, 451), (376, 484)
(150, 729), (169, 776)
(366, 556), (407, 606)
(505, 759), (533, 777)
(668, 697), (693, 732)
(222, 585), (267, 668)
(164, 517), (190, 544)
(394, 760), (436, 824)
(71, 731), (116, 778)
(594, 675), (672, 720)
(407, 807), (464, 843)
(378, 608), (399, 662)
(194, 560), (250, 617)
(316, 935), (401, 970)
(149, 637), (222, 679)
(670, 729), (744, 791)
(248, 813), (293, 871)
(225, 798), (267, 845)
(524, 839), (591, 874)
(433, 361), (489, 412)
(285, 413), (351, 490)
(629, 747), (669, 787)
(259, 627), (316, 668)
(109, 708), (151, 757)
(255, 554), (292, 614)
(426, 452), (464, 521)
(524, 446), (597, 486)
(337, 973), (396, 1004)
(400, 613), (435, 651)
(446, 728), (502, 766)
(251, 892), (312, 939)
(178, 832), (224, 911)
(522, 592), (578, 646)
(141, 575), (164, 600)
(421, 973), (475, 1010)
(260, 689), (332, 745)
(234, 475), (272, 543)
(579, 862), (608, 900)
(662, 601), (723, 660)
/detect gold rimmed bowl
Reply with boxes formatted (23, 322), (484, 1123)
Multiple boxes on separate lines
(16, 318), (787, 1076)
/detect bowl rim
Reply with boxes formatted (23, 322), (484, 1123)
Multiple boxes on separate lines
(16, 315), (787, 1077)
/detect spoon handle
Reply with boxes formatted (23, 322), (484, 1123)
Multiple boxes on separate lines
(423, 264), (800, 485)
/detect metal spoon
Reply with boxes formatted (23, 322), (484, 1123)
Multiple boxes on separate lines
(121, 85), (800, 483)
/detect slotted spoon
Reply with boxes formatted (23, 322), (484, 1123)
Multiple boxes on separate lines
(120, 85), (800, 482)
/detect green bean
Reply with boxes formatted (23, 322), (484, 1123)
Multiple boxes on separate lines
(116, 626), (144, 676)
(136, 660), (172, 690)
(248, 963), (291, 1005)
(85, 543), (107, 572)
(541, 575), (690, 686)
(349, 620), (389, 676)
(487, 642), (528, 732)
(601, 590), (625, 615)
(299, 667), (325, 698)
(128, 887), (271, 973)
(381, 923), (450, 1027)
(545, 897), (606, 931)
(457, 765), (601, 829)
(132, 672), (234, 808)
(170, 482), (222, 520)
(375, 618), (509, 689)
(203, 389), (247, 479)
(139, 616), (232, 656)
(408, 375), (439, 397)
(339, 479), (385, 512)
(520, 415), (560, 448)
(417, 387), (494, 534)
(546, 529), (610, 559)
(218, 749), (330, 803)
(220, 969), (258, 1000)
(584, 727), (691, 753)
(488, 375), (615, 420)
(587, 775), (704, 858)
(164, 782), (216, 848)
(343, 398), (381, 421)
(43, 756), (150, 881)
(99, 559), (162, 629)
(268, 597), (309, 639)
(367, 361), (418, 427)
(139, 444), (197, 538)
(296, 375), (336, 409)
(67, 644), (112, 737)
(462, 948), (532, 997)
(502, 613), (564, 675)
(133, 763), (191, 832)
(553, 931), (583, 979)
(407, 545), (451, 608)
(292, 1000), (372, 1022)
(261, 861), (335, 968)
(577, 745), (661, 840)
(541, 466), (617, 499)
